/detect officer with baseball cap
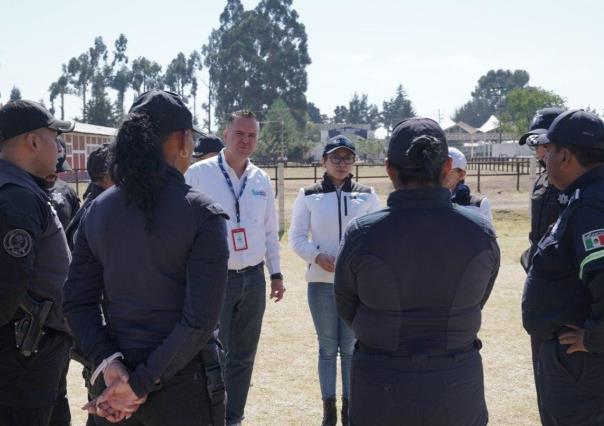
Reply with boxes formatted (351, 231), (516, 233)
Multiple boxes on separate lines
(191, 133), (225, 163)
(522, 110), (604, 425)
(46, 138), (81, 230)
(335, 118), (500, 425)
(0, 100), (74, 425)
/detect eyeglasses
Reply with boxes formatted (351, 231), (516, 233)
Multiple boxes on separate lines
(328, 154), (355, 165)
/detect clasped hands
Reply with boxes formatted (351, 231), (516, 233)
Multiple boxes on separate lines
(83, 361), (147, 423)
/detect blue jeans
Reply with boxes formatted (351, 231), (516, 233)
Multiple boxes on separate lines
(308, 282), (355, 400)
(219, 265), (266, 425)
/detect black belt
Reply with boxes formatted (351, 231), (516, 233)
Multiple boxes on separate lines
(357, 339), (481, 359)
(228, 261), (264, 274)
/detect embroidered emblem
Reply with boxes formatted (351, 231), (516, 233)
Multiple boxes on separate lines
(583, 229), (604, 251)
(558, 193), (569, 205)
(3, 229), (33, 258)
(50, 191), (65, 205)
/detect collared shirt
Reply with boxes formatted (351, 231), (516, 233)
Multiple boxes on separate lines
(185, 149), (281, 274)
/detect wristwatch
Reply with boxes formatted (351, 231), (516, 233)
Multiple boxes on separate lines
(270, 272), (284, 281)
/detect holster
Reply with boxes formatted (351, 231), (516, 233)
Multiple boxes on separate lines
(201, 341), (226, 426)
(14, 293), (53, 357)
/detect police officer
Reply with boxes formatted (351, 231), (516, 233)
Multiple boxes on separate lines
(192, 133), (225, 163)
(63, 90), (229, 426)
(519, 107), (568, 271)
(335, 118), (500, 426)
(0, 100), (74, 425)
(516, 107), (566, 423)
(522, 110), (604, 425)
(65, 144), (113, 249)
(46, 138), (80, 229)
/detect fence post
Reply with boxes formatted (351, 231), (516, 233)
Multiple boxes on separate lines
(277, 161), (285, 239)
(314, 165), (317, 183)
(516, 161), (521, 191)
(75, 171), (80, 197)
(355, 164), (359, 182)
(477, 163), (481, 193)
(528, 156), (537, 220)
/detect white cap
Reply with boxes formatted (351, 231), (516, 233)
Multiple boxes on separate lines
(448, 147), (467, 170)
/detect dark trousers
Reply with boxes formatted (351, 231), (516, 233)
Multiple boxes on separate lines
(530, 335), (546, 424)
(92, 357), (218, 426)
(350, 347), (488, 426)
(48, 359), (71, 426)
(0, 324), (71, 426)
(538, 339), (604, 425)
(219, 265), (266, 425)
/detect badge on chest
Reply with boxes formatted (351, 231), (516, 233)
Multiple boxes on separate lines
(232, 228), (249, 251)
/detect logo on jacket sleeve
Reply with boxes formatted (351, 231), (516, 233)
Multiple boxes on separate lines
(583, 229), (604, 251)
(3, 229), (33, 258)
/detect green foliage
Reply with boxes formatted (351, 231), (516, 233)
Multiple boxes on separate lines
(500, 87), (566, 134)
(306, 102), (323, 123)
(255, 98), (308, 162)
(203, 0), (311, 126)
(10, 86), (22, 101)
(454, 69), (530, 127)
(354, 138), (385, 161)
(381, 84), (415, 133)
(333, 93), (380, 129)
(131, 57), (164, 95)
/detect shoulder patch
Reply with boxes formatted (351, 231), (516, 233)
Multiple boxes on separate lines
(3, 229), (33, 258)
(583, 229), (604, 251)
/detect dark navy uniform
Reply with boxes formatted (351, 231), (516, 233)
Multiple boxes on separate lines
(48, 178), (80, 230)
(0, 159), (72, 425)
(64, 165), (229, 426)
(335, 187), (500, 426)
(523, 165), (604, 425)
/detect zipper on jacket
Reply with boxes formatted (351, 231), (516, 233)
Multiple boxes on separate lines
(337, 191), (343, 241)
(344, 195), (348, 216)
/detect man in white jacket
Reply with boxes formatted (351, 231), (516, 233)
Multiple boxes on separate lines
(288, 136), (380, 426)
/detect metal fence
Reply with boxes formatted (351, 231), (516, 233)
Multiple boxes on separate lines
(63, 157), (541, 197)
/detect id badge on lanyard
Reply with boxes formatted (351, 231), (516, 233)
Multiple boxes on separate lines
(219, 154), (249, 252)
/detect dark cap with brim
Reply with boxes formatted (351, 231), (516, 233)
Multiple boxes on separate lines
(87, 144), (111, 179)
(539, 109), (604, 149)
(193, 133), (225, 158)
(55, 138), (72, 172)
(323, 136), (356, 156)
(129, 90), (201, 135)
(387, 117), (448, 166)
(519, 107), (566, 145)
(0, 100), (74, 142)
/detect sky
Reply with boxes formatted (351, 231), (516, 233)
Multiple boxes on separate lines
(1, 0), (603, 129)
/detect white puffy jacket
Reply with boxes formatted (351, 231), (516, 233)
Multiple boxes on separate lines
(288, 174), (381, 284)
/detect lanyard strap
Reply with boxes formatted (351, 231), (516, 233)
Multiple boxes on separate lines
(218, 154), (248, 224)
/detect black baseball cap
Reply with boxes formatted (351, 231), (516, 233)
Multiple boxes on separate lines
(55, 138), (72, 173)
(0, 100), (74, 143)
(193, 133), (224, 158)
(538, 109), (604, 149)
(129, 90), (201, 135)
(87, 144), (111, 180)
(323, 136), (356, 156)
(518, 107), (566, 146)
(387, 118), (448, 166)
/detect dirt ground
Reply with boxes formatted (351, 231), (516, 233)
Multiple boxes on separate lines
(66, 175), (539, 425)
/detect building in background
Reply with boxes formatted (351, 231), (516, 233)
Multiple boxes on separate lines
(61, 122), (116, 182)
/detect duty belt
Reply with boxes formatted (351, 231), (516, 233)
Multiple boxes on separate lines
(357, 339), (482, 359)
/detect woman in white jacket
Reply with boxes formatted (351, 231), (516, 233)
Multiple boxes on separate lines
(288, 136), (381, 426)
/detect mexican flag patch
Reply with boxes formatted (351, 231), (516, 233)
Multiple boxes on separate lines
(583, 229), (604, 251)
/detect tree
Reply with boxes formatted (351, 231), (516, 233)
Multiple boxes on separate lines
(255, 98), (306, 162)
(86, 73), (114, 126)
(204, 0), (311, 126)
(333, 93), (380, 129)
(355, 138), (385, 162)
(382, 84), (415, 133)
(187, 51), (203, 123)
(306, 102), (323, 123)
(131, 57), (164, 95)
(109, 34), (131, 120)
(165, 52), (191, 100)
(454, 69), (530, 127)
(10, 86), (22, 101)
(49, 69), (71, 119)
(500, 87), (566, 134)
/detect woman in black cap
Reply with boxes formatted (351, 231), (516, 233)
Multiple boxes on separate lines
(289, 135), (380, 426)
(63, 90), (229, 426)
(335, 118), (500, 426)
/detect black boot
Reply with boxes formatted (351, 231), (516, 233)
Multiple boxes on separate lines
(321, 397), (337, 426)
(341, 397), (349, 426)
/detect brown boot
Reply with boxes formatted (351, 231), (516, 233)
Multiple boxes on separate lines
(341, 397), (349, 426)
(321, 397), (337, 426)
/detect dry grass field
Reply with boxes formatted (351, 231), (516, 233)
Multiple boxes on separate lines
(66, 174), (540, 425)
